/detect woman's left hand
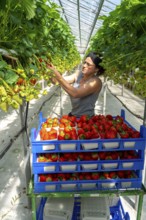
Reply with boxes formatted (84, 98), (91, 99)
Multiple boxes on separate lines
(46, 62), (55, 71)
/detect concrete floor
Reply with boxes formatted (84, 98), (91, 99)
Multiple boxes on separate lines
(0, 81), (145, 220)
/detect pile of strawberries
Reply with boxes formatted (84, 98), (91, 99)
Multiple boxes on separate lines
(39, 170), (135, 182)
(39, 113), (140, 140)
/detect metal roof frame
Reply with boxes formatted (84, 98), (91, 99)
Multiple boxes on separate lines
(51, 0), (122, 55)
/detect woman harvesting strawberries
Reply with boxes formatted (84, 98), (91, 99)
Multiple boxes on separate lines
(47, 52), (104, 117)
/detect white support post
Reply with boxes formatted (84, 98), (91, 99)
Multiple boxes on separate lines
(103, 82), (107, 115)
(60, 87), (63, 117)
(19, 102), (29, 156)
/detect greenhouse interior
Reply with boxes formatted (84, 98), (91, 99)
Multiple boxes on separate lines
(0, 0), (146, 220)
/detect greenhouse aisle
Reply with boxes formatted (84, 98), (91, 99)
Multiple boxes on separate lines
(0, 81), (145, 220)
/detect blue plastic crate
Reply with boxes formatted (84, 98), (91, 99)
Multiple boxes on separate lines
(31, 128), (146, 153)
(31, 109), (146, 153)
(33, 170), (142, 193)
(32, 151), (144, 174)
(110, 199), (130, 220)
(36, 198), (47, 220)
(31, 119), (146, 153)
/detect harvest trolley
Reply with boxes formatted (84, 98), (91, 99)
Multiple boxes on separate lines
(27, 109), (146, 220)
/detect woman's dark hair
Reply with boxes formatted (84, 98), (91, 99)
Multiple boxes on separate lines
(86, 52), (105, 75)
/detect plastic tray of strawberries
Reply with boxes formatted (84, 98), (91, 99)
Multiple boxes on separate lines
(31, 109), (146, 154)
(31, 127), (145, 153)
(32, 150), (144, 174)
(33, 170), (142, 193)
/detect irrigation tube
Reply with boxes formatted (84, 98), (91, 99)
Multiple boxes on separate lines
(0, 127), (25, 160)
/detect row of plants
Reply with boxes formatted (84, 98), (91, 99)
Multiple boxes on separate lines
(88, 0), (146, 99)
(0, 0), (81, 112)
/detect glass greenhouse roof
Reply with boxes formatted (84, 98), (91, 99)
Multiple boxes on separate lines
(51, 0), (122, 55)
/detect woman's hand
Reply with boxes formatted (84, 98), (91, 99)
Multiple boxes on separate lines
(46, 62), (59, 84)
(46, 62), (55, 71)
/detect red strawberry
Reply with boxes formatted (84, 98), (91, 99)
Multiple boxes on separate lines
(84, 153), (92, 161)
(91, 173), (100, 180)
(59, 156), (66, 162)
(80, 115), (90, 122)
(115, 124), (123, 132)
(83, 123), (91, 131)
(64, 133), (71, 140)
(106, 114), (113, 121)
(58, 173), (66, 181)
(121, 123), (129, 131)
(117, 171), (125, 178)
(78, 133), (86, 139)
(131, 130), (140, 138)
(124, 170), (133, 178)
(111, 152), (119, 160)
(103, 172), (109, 179)
(110, 126), (117, 134)
(78, 128), (85, 135)
(71, 134), (78, 140)
(105, 130), (117, 139)
(109, 171), (117, 179)
(70, 174), (78, 181)
(91, 131), (100, 139)
(105, 154), (112, 160)
(85, 131), (92, 139)
(84, 173), (91, 180)
(78, 173), (84, 180)
(58, 135), (64, 140)
(119, 130), (129, 139)
(98, 152), (106, 160)
(98, 124), (104, 132)
(39, 174), (46, 182)
(99, 131), (106, 139)
(77, 121), (83, 128)
(69, 115), (77, 122)
(115, 115), (124, 124)
(78, 153), (84, 160)
(51, 153), (58, 162)
(104, 124), (111, 131)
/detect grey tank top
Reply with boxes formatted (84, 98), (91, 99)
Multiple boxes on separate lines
(69, 72), (100, 117)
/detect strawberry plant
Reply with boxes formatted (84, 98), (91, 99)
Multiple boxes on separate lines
(0, 0), (81, 111)
(88, 0), (146, 99)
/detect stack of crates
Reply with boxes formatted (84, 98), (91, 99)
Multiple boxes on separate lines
(36, 197), (130, 220)
(31, 110), (146, 193)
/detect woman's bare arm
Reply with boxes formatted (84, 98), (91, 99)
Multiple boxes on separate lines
(47, 64), (102, 98)
(62, 77), (102, 98)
